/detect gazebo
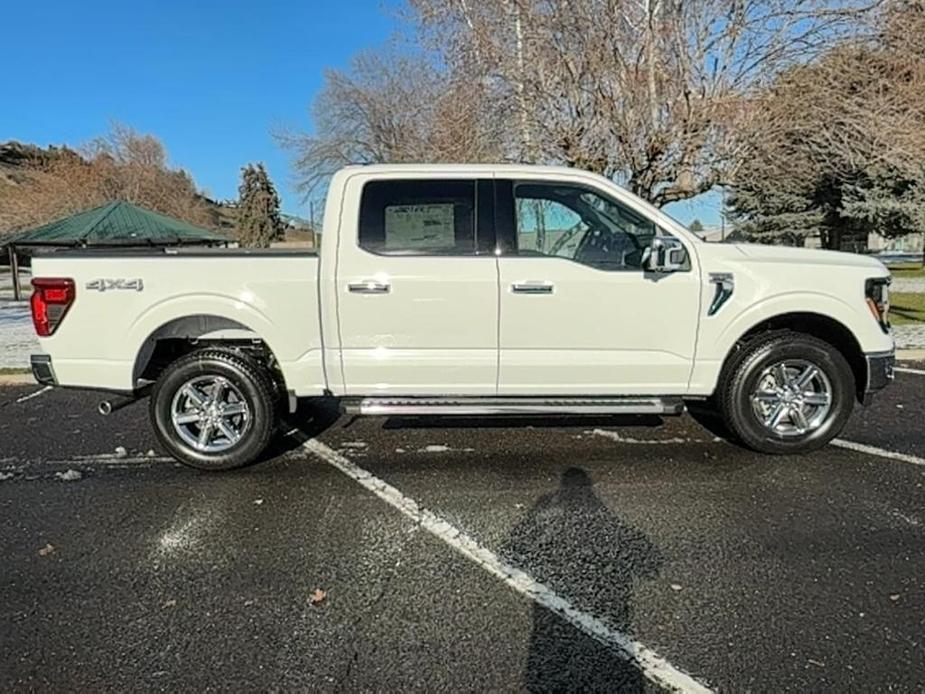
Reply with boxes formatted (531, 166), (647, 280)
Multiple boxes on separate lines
(2, 201), (227, 300)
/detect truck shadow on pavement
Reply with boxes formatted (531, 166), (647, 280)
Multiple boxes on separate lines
(503, 467), (663, 693)
(261, 398), (343, 462)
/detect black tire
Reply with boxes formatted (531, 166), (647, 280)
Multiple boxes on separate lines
(718, 331), (855, 454)
(150, 348), (277, 470)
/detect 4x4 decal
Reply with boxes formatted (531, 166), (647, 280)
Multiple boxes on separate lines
(85, 278), (144, 292)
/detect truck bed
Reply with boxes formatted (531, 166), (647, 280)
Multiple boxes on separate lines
(30, 249), (324, 394)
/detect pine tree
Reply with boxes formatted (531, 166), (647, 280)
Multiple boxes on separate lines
(237, 163), (283, 248)
(688, 219), (704, 234)
(727, 5), (925, 250)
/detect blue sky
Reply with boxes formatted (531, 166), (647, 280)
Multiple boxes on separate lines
(1, 0), (719, 226)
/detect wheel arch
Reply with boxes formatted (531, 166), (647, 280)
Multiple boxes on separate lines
(719, 312), (867, 402)
(132, 314), (287, 393)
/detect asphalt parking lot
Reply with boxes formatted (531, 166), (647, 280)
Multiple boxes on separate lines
(1, 367), (923, 692)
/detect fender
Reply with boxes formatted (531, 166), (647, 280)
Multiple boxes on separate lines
(129, 292), (283, 356)
(706, 291), (885, 362)
(127, 293), (326, 395)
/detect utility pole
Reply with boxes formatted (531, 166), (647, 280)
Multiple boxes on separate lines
(309, 200), (317, 249)
(8, 246), (21, 301)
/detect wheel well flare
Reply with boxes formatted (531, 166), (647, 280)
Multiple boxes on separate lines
(731, 312), (866, 402)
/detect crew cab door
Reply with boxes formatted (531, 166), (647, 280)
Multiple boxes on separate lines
(334, 175), (498, 395)
(495, 178), (701, 395)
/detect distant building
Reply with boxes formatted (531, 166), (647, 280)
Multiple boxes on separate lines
(692, 225), (728, 243)
(275, 213), (319, 249)
(804, 230), (923, 261)
(866, 231), (923, 255)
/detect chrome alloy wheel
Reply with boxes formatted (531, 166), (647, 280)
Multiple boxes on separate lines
(170, 375), (251, 453)
(750, 359), (833, 437)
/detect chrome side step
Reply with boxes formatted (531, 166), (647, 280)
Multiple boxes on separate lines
(344, 396), (685, 417)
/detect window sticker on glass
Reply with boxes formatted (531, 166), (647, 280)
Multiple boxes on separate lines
(384, 203), (455, 250)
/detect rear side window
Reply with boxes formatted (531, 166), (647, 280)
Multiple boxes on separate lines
(359, 179), (479, 255)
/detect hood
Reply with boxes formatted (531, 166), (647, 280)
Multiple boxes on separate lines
(729, 243), (887, 271)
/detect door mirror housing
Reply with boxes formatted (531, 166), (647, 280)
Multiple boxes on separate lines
(644, 236), (687, 273)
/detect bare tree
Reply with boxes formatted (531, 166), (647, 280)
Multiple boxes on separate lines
(278, 50), (505, 198)
(409, 0), (881, 206)
(0, 123), (217, 235)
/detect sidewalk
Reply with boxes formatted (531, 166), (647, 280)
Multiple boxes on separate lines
(894, 324), (925, 350)
(893, 278), (925, 293)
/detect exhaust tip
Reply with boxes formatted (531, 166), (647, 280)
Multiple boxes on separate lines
(98, 401), (113, 416)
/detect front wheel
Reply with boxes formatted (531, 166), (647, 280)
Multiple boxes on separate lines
(719, 331), (855, 454)
(150, 348), (277, 470)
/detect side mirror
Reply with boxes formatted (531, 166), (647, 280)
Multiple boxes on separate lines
(644, 236), (687, 273)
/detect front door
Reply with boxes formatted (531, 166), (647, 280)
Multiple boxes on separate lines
(496, 179), (701, 396)
(335, 177), (499, 396)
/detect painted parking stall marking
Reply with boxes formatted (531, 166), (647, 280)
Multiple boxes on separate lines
(831, 439), (925, 467)
(301, 436), (713, 694)
(14, 385), (52, 403)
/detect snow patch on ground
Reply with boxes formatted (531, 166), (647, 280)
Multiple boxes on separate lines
(417, 444), (475, 453)
(0, 300), (37, 369)
(590, 428), (688, 445)
(55, 469), (83, 482)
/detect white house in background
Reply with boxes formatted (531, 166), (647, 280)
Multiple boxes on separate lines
(866, 231), (923, 254)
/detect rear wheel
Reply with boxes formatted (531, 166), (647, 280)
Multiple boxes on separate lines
(719, 331), (855, 454)
(151, 348), (277, 470)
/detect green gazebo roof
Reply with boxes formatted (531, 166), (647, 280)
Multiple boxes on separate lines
(5, 201), (227, 247)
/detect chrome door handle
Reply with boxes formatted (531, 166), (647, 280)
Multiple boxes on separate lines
(348, 280), (390, 294)
(511, 282), (554, 294)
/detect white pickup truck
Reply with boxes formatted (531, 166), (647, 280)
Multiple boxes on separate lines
(28, 164), (894, 469)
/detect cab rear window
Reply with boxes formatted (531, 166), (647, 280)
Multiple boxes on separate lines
(358, 180), (480, 255)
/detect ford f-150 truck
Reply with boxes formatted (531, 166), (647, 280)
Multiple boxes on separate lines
(28, 164), (895, 469)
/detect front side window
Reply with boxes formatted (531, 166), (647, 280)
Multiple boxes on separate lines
(513, 182), (658, 270)
(359, 179), (477, 255)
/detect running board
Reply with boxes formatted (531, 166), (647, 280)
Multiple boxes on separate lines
(344, 396), (685, 417)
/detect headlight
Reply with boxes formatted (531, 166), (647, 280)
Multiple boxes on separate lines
(865, 277), (891, 332)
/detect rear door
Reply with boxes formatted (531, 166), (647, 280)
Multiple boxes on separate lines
(334, 174), (499, 395)
(495, 178), (701, 396)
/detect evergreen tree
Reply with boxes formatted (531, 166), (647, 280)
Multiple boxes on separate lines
(688, 219), (704, 234)
(237, 163), (283, 248)
(728, 5), (925, 250)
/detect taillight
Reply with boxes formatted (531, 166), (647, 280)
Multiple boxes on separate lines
(30, 278), (75, 337)
(865, 277), (891, 333)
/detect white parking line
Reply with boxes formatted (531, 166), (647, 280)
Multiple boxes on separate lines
(895, 366), (925, 376)
(301, 437), (712, 694)
(15, 385), (52, 403)
(831, 439), (925, 467)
